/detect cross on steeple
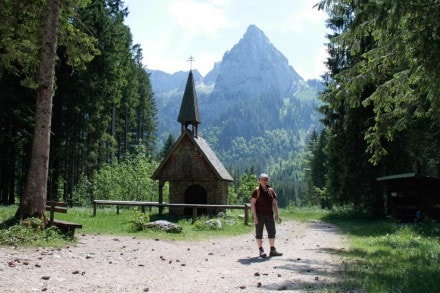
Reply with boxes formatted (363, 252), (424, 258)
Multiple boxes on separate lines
(187, 55), (195, 70)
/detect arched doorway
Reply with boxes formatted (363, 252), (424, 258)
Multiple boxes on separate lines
(184, 184), (207, 216)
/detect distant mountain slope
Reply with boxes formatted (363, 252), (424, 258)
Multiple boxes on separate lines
(149, 25), (324, 170)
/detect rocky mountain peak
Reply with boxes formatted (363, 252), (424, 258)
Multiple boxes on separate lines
(241, 24), (271, 48)
(210, 24), (303, 101)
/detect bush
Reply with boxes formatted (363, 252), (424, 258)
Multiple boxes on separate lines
(127, 209), (150, 232)
(0, 218), (64, 246)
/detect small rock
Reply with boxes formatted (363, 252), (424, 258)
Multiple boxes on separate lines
(239, 285), (246, 289)
(42, 276), (50, 280)
(257, 282), (262, 287)
(254, 272), (260, 276)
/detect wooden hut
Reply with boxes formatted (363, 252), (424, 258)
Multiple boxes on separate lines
(377, 173), (440, 222)
(152, 70), (233, 216)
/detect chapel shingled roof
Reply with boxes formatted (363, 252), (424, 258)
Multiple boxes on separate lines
(177, 70), (201, 125)
(192, 134), (233, 181)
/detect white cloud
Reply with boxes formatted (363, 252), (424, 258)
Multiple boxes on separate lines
(169, 0), (229, 36)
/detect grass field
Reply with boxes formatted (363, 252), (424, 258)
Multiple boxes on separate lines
(1, 204), (439, 292)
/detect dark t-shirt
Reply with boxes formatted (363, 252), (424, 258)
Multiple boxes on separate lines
(251, 185), (277, 216)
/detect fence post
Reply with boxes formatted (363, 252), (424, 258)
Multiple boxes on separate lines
(192, 207), (197, 224)
(244, 204), (249, 225)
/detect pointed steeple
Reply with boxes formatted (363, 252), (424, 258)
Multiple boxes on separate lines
(177, 70), (201, 136)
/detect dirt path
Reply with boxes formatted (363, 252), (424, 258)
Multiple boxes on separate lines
(0, 221), (347, 292)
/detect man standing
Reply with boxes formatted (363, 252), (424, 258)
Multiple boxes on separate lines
(251, 173), (283, 258)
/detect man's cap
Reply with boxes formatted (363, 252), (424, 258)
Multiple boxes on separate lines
(258, 173), (269, 179)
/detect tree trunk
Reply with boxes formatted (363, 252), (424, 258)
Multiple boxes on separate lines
(15, 0), (62, 221)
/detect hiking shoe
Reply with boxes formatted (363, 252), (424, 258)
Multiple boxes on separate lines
(269, 249), (283, 257)
(259, 249), (267, 258)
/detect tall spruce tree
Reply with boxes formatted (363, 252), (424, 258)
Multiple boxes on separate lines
(16, 0), (62, 220)
(315, 0), (382, 212)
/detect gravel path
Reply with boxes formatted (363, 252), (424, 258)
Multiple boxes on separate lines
(0, 221), (347, 292)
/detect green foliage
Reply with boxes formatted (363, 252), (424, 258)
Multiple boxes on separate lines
(0, 0), (98, 88)
(0, 218), (67, 246)
(160, 134), (175, 159)
(127, 209), (150, 232)
(317, 0), (440, 166)
(231, 172), (257, 205)
(72, 146), (160, 204)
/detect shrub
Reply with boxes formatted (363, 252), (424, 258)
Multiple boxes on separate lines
(0, 218), (64, 246)
(127, 209), (150, 232)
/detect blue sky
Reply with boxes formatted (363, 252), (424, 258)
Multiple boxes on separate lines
(123, 0), (329, 80)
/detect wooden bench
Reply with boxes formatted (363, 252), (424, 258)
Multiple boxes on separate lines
(46, 201), (82, 237)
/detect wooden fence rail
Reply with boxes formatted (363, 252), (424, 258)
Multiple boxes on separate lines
(92, 200), (251, 225)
